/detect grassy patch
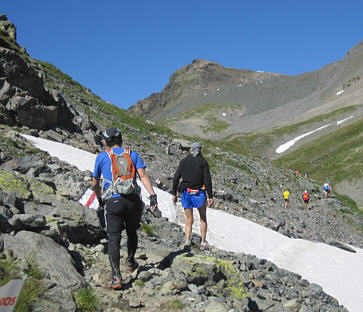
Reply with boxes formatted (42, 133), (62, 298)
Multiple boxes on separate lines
(0, 30), (28, 59)
(223, 105), (361, 156)
(160, 299), (185, 311)
(32, 59), (174, 141)
(0, 257), (44, 312)
(335, 193), (363, 231)
(0, 135), (43, 157)
(202, 114), (230, 133)
(24, 258), (43, 280)
(140, 223), (155, 237)
(225, 158), (250, 172)
(169, 103), (230, 134)
(135, 280), (145, 287)
(15, 279), (44, 312)
(266, 105), (359, 137)
(274, 118), (363, 184)
(73, 287), (101, 312)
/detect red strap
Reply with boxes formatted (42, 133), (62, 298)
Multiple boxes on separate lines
(106, 148), (135, 181)
(85, 191), (97, 207)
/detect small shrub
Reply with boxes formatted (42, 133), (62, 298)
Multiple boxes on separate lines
(15, 279), (43, 312)
(24, 258), (43, 280)
(0, 258), (44, 312)
(140, 223), (155, 237)
(135, 280), (145, 287)
(160, 299), (185, 311)
(73, 287), (101, 312)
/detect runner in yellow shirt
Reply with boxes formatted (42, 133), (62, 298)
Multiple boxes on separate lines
(283, 189), (290, 209)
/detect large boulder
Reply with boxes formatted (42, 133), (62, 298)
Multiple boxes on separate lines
(170, 253), (247, 299)
(3, 231), (86, 311)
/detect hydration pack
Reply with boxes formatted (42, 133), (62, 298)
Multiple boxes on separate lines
(102, 148), (137, 200)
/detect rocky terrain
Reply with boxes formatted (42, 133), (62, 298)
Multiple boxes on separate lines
(0, 128), (350, 312)
(0, 15), (362, 311)
(0, 124), (360, 312)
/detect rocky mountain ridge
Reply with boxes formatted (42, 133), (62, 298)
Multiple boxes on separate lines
(129, 58), (283, 119)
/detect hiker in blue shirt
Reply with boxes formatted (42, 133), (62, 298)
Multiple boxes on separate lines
(323, 182), (332, 198)
(92, 128), (159, 289)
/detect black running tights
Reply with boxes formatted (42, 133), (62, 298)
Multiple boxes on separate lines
(105, 195), (139, 278)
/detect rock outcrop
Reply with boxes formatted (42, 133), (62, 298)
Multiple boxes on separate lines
(0, 15), (97, 133)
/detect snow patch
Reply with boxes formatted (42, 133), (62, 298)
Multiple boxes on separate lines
(337, 115), (354, 125)
(336, 90), (344, 96)
(276, 124), (330, 153)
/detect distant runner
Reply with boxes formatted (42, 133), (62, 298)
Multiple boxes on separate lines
(323, 182), (332, 198)
(302, 190), (310, 211)
(283, 189), (291, 209)
(172, 142), (213, 251)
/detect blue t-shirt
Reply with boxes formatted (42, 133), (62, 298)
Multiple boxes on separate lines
(93, 147), (146, 191)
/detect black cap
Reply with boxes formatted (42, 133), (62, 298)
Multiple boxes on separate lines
(103, 128), (121, 139)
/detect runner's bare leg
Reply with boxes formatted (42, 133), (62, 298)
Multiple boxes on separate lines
(184, 208), (193, 242)
(197, 201), (207, 243)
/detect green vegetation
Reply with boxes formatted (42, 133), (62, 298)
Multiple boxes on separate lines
(135, 280), (145, 287)
(140, 223), (155, 237)
(275, 118), (363, 185)
(265, 105), (359, 137)
(202, 113), (229, 133)
(178, 103), (217, 119)
(0, 169), (31, 198)
(170, 102), (230, 134)
(0, 30), (29, 60)
(225, 158), (250, 172)
(224, 105), (361, 156)
(335, 193), (363, 225)
(0, 135), (43, 157)
(73, 287), (101, 312)
(160, 299), (185, 311)
(0, 257), (44, 312)
(32, 59), (174, 143)
(24, 258), (43, 280)
(275, 118), (363, 222)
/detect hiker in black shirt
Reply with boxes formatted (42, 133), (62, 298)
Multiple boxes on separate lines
(172, 142), (213, 250)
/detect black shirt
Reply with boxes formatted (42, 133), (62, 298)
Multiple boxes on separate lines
(172, 153), (213, 198)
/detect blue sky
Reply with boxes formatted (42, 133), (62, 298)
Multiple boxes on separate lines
(1, 1), (362, 109)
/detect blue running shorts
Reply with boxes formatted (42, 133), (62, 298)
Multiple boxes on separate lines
(181, 189), (206, 209)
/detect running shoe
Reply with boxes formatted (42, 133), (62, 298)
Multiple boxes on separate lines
(183, 240), (192, 251)
(200, 241), (208, 251)
(125, 258), (139, 274)
(107, 276), (122, 290)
